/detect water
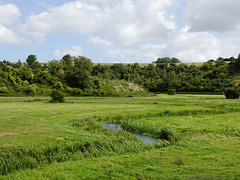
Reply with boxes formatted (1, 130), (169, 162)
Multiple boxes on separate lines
(103, 124), (157, 143)
(102, 124), (122, 131)
(133, 133), (157, 143)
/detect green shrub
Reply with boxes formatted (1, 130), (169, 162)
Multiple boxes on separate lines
(50, 90), (65, 103)
(0, 85), (8, 93)
(66, 87), (83, 96)
(225, 88), (239, 99)
(168, 89), (176, 95)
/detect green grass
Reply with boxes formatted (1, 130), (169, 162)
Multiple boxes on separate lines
(0, 94), (240, 179)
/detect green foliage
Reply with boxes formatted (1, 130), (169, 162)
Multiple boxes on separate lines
(50, 90), (65, 103)
(153, 57), (181, 63)
(0, 85), (8, 94)
(168, 89), (176, 95)
(26, 55), (41, 69)
(225, 88), (239, 99)
(26, 55), (37, 66)
(2, 53), (240, 97)
(65, 87), (83, 96)
(65, 56), (93, 90)
(25, 84), (38, 96)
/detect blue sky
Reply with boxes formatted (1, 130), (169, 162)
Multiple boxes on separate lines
(1, 0), (240, 63)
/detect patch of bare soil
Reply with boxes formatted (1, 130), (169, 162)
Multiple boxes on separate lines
(0, 133), (21, 137)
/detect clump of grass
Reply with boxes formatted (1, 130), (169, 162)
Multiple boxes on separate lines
(174, 155), (184, 166)
(157, 127), (180, 141)
(72, 118), (101, 131)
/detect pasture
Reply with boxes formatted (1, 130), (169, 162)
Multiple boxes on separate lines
(0, 94), (239, 179)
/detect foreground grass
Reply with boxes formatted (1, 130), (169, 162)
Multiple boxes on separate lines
(0, 94), (240, 179)
(4, 134), (240, 179)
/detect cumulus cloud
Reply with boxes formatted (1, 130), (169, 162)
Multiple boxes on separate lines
(167, 32), (221, 62)
(184, 0), (240, 33)
(0, 25), (23, 44)
(92, 31), (222, 63)
(53, 46), (82, 59)
(18, 0), (176, 44)
(0, 3), (23, 44)
(89, 36), (113, 47)
(0, 3), (21, 25)
(1, 0), (240, 62)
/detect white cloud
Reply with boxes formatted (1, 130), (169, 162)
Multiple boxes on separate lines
(2, 0), (240, 62)
(184, 0), (240, 33)
(53, 46), (82, 59)
(0, 25), (22, 44)
(18, 1), (103, 42)
(89, 36), (113, 47)
(167, 32), (221, 62)
(93, 31), (222, 63)
(0, 3), (23, 44)
(0, 3), (21, 25)
(18, 0), (176, 44)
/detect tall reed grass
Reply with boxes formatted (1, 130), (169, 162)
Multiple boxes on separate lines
(0, 135), (161, 175)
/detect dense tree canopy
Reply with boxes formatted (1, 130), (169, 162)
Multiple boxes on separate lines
(0, 54), (240, 97)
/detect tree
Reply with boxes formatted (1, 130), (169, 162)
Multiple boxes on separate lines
(26, 55), (41, 69)
(26, 55), (37, 66)
(60, 54), (73, 71)
(153, 57), (181, 63)
(65, 56), (93, 90)
(154, 57), (171, 63)
(171, 57), (181, 63)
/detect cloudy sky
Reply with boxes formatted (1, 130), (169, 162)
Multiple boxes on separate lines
(0, 0), (240, 63)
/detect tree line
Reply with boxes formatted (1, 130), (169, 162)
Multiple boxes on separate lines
(0, 54), (240, 96)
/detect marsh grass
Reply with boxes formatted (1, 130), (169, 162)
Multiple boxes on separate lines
(120, 120), (180, 141)
(0, 136), (157, 175)
(1, 95), (240, 179)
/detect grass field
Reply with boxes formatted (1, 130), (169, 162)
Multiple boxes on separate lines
(0, 94), (240, 179)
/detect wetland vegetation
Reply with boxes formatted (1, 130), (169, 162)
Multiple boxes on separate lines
(0, 94), (239, 179)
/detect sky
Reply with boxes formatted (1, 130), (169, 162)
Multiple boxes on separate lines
(0, 0), (240, 63)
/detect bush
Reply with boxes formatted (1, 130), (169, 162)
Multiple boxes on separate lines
(168, 89), (176, 95)
(66, 87), (83, 96)
(25, 84), (38, 96)
(0, 85), (8, 93)
(50, 90), (65, 103)
(225, 88), (239, 99)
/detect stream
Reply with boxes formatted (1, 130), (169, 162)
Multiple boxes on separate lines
(103, 124), (157, 143)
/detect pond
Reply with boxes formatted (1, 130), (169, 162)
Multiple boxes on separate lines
(103, 124), (157, 143)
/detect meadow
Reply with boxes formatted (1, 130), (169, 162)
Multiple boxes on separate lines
(0, 94), (240, 179)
